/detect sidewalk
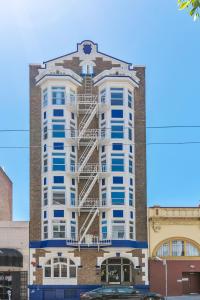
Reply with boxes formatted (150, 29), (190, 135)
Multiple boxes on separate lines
(167, 296), (200, 300)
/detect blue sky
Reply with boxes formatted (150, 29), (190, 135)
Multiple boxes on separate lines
(0, 0), (200, 220)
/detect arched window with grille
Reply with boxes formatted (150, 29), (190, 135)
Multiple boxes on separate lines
(153, 238), (200, 258)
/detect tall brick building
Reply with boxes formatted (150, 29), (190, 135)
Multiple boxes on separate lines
(29, 41), (148, 299)
(0, 167), (12, 221)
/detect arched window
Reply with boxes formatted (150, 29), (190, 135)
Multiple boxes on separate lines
(154, 238), (200, 257)
(80, 61), (95, 75)
(44, 257), (76, 278)
(101, 257), (134, 284)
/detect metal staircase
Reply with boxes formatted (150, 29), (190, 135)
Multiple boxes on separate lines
(78, 173), (98, 208)
(76, 75), (101, 246)
(79, 206), (99, 243)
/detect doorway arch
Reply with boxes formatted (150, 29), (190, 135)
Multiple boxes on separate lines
(101, 257), (134, 284)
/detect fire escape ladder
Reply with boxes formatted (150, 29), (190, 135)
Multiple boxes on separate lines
(78, 139), (98, 173)
(79, 207), (99, 243)
(79, 102), (97, 139)
(78, 173), (98, 208)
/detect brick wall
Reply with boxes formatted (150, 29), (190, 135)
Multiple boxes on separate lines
(0, 167), (12, 221)
(30, 65), (42, 241)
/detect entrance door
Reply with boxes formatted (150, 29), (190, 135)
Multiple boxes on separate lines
(108, 265), (121, 284)
(190, 273), (200, 293)
(182, 272), (200, 294)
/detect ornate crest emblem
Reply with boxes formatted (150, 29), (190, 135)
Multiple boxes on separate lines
(83, 44), (92, 54)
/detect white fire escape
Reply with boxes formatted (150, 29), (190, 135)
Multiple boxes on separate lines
(67, 75), (111, 249)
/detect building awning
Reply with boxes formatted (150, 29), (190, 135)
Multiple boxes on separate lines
(0, 248), (23, 267)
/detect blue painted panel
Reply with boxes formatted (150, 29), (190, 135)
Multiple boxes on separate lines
(29, 284), (149, 300)
(29, 239), (148, 249)
(54, 210), (64, 217)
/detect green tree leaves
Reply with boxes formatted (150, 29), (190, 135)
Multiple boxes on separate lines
(178, 0), (200, 20)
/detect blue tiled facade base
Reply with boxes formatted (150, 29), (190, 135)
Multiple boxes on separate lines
(29, 284), (149, 300)
(29, 240), (148, 249)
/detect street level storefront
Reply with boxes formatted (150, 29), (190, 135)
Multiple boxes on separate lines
(148, 206), (200, 296)
(0, 221), (29, 300)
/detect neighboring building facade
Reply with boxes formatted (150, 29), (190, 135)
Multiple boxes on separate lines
(29, 40), (148, 299)
(0, 168), (28, 300)
(0, 221), (29, 300)
(149, 206), (200, 296)
(0, 167), (12, 220)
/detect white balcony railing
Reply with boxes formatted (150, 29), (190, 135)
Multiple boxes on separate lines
(66, 235), (112, 247)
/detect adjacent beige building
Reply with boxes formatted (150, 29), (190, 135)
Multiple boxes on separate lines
(148, 206), (200, 296)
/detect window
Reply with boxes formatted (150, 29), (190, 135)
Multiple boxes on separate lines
(112, 159), (124, 172)
(130, 211), (133, 219)
(71, 226), (76, 239)
(72, 212), (75, 219)
(70, 193), (75, 206)
(44, 177), (47, 185)
(82, 63), (93, 75)
(102, 226), (107, 239)
(44, 192), (48, 206)
(102, 145), (105, 153)
(111, 126), (124, 139)
(113, 210), (124, 218)
(43, 159), (48, 172)
(129, 145), (132, 153)
(102, 178), (105, 186)
(54, 142), (64, 150)
(52, 125), (65, 138)
(43, 89), (48, 107)
(113, 176), (123, 184)
(44, 144), (47, 152)
(111, 88), (123, 105)
(156, 239), (200, 257)
(43, 126), (48, 140)
(112, 143), (123, 151)
(102, 193), (107, 206)
(129, 225), (134, 239)
(53, 221), (65, 238)
(128, 90), (133, 108)
(128, 128), (132, 140)
(101, 113), (105, 120)
(100, 89), (106, 103)
(44, 257), (76, 279)
(111, 110), (123, 118)
(130, 178), (133, 186)
(129, 160), (133, 173)
(111, 192), (125, 205)
(44, 211), (47, 219)
(129, 192), (133, 206)
(54, 210), (64, 218)
(112, 224), (125, 239)
(44, 224), (48, 239)
(72, 146), (75, 153)
(44, 111), (47, 119)
(54, 176), (64, 184)
(72, 178), (75, 186)
(129, 113), (132, 121)
(52, 87), (65, 105)
(71, 112), (75, 120)
(53, 192), (65, 205)
(53, 109), (64, 117)
(102, 212), (106, 219)
(53, 158), (65, 171)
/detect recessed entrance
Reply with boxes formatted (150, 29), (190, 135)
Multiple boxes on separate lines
(182, 272), (200, 294)
(101, 257), (134, 284)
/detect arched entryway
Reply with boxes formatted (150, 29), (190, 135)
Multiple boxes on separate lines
(101, 257), (134, 284)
